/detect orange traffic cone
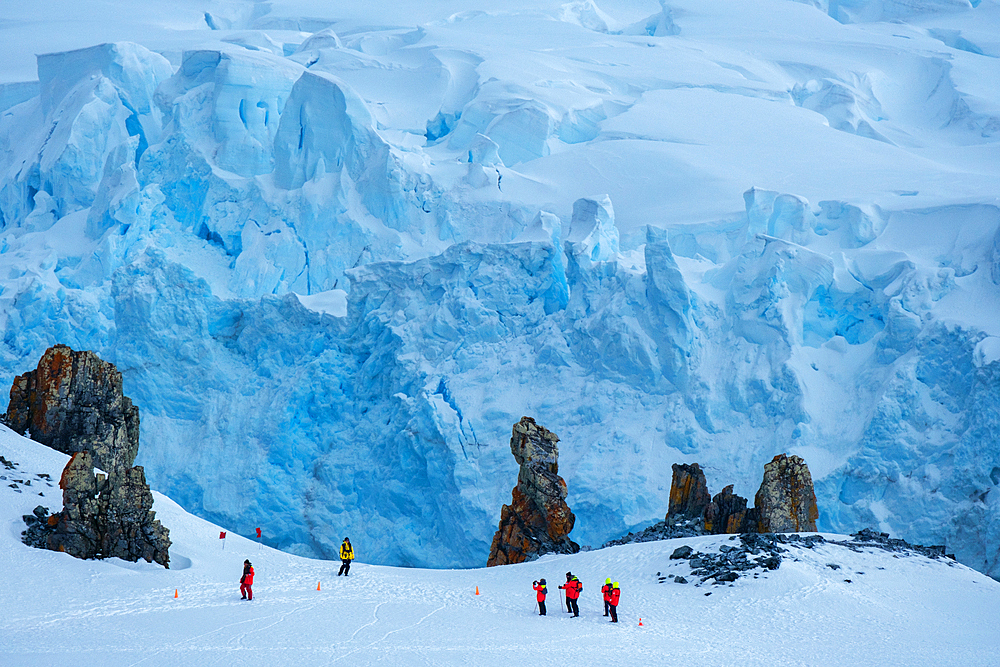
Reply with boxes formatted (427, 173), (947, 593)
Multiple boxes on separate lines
(174, 589), (178, 598)
(475, 586), (480, 595)
(317, 581), (321, 591)
(638, 618), (643, 626)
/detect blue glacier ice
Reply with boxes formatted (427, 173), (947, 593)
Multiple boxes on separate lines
(1, 0), (999, 576)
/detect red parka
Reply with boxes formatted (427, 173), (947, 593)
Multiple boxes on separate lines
(242, 565), (254, 586)
(609, 586), (620, 606)
(560, 578), (582, 600)
(533, 583), (547, 602)
(601, 583), (612, 602)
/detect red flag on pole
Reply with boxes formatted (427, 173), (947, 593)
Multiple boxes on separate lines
(256, 527), (261, 538)
(219, 531), (226, 539)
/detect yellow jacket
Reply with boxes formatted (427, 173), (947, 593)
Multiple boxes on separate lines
(340, 542), (354, 560)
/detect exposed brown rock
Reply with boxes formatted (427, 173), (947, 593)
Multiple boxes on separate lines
(10, 345), (170, 567)
(44, 452), (171, 566)
(666, 463), (711, 522)
(51, 452), (103, 556)
(100, 465), (171, 565)
(6, 344), (139, 475)
(704, 485), (753, 534)
(487, 417), (579, 566)
(659, 454), (819, 537)
(754, 454), (819, 533)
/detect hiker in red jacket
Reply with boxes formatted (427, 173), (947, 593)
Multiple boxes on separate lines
(532, 578), (548, 616)
(608, 582), (620, 623)
(558, 572), (581, 617)
(240, 559), (254, 601)
(601, 578), (613, 617)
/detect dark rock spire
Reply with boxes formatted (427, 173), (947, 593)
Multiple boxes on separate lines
(487, 416), (579, 566)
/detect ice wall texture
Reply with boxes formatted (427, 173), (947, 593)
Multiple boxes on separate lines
(1, 1), (999, 574)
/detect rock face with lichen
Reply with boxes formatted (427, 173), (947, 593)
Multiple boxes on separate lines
(705, 485), (755, 534)
(9, 345), (170, 567)
(666, 463), (711, 522)
(487, 417), (579, 566)
(6, 344), (139, 475)
(663, 456), (818, 536)
(754, 454), (819, 533)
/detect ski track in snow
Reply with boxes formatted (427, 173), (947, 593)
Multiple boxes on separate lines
(330, 603), (445, 665)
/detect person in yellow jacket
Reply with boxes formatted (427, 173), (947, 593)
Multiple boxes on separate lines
(338, 537), (354, 576)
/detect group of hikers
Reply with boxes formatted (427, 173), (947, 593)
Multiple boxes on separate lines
(238, 537), (354, 601)
(533, 572), (621, 622)
(240, 541), (623, 623)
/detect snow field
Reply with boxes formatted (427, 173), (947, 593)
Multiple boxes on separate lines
(2, 429), (999, 666)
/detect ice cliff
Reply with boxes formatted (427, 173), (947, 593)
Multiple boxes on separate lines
(1, 0), (999, 575)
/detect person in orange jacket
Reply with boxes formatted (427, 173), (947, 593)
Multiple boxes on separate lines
(558, 572), (582, 617)
(608, 582), (621, 623)
(532, 578), (548, 615)
(240, 559), (254, 601)
(601, 578), (613, 617)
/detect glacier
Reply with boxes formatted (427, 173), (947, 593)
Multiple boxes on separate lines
(1, 0), (999, 575)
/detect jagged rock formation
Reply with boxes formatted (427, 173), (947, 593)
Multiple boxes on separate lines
(705, 485), (755, 534)
(660, 455), (819, 537)
(6, 344), (139, 475)
(666, 463), (711, 521)
(9, 345), (170, 567)
(56, 452), (103, 554)
(754, 454), (819, 533)
(487, 417), (579, 566)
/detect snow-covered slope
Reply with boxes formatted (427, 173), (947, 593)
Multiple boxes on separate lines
(1, 0), (999, 572)
(2, 429), (999, 666)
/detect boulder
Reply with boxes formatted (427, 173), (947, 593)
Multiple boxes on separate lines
(6, 344), (139, 475)
(666, 463), (711, 522)
(754, 454), (819, 533)
(487, 417), (579, 566)
(670, 545), (694, 559)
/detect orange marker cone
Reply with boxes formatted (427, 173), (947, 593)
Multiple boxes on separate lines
(475, 586), (480, 595)
(317, 581), (321, 591)
(174, 589), (178, 598)
(638, 618), (643, 626)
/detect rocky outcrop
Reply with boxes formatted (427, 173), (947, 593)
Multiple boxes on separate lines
(21, 452), (171, 566)
(658, 530), (955, 587)
(100, 464), (171, 565)
(9, 345), (170, 567)
(705, 485), (755, 534)
(487, 417), (579, 566)
(754, 454), (819, 533)
(55, 452), (103, 556)
(6, 344), (139, 475)
(666, 463), (711, 521)
(660, 455), (819, 536)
